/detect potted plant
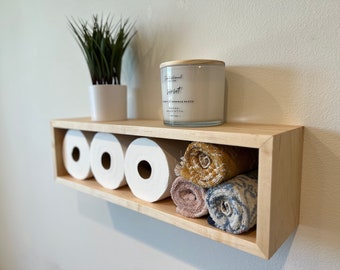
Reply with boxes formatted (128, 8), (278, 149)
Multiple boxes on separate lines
(68, 14), (136, 121)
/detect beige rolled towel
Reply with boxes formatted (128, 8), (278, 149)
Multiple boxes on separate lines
(175, 142), (258, 188)
(170, 176), (208, 218)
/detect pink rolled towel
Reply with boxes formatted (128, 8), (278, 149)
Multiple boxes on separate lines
(170, 176), (208, 218)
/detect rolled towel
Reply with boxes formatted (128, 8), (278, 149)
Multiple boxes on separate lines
(175, 142), (258, 188)
(206, 174), (258, 234)
(170, 176), (208, 218)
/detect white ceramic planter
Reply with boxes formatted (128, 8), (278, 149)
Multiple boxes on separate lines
(88, 84), (127, 121)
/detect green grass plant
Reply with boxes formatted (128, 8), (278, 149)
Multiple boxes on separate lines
(68, 14), (135, 85)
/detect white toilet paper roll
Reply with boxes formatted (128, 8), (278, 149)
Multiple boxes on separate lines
(90, 132), (132, 189)
(62, 129), (93, 180)
(124, 137), (187, 202)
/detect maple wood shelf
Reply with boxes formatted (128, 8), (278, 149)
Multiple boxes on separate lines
(51, 117), (303, 259)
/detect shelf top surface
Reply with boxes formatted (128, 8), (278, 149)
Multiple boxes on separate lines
(51, 117), (302, 148)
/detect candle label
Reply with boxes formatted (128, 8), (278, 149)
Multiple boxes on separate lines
(161, 71), (195, 119)
(160, 65), (225, 124)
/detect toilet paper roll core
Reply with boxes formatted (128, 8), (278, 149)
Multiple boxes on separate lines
(137, 160), (152, 179)
(101, 152), (111, 170)
(71, 147), (80, 161)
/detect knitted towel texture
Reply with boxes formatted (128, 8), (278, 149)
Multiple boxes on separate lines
(206, 174), (258, 234)
(175, 142), (258, 188)
(170, 176), (208, 218)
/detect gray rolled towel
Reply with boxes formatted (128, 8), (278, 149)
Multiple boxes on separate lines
(206, 174), (258, 234)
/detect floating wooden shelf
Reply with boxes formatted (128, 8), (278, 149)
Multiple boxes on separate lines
(51, 117), (303, 259)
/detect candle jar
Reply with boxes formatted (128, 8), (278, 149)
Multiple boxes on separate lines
(160, 59), (225, 127)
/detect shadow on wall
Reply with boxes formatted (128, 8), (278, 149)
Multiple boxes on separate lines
(300, 127), (340, 236)
(226, 66), (340, 249)
(225, 66), (297, 125)
(76, 191), (294, 268)
(72, 123), (340, 268)
(283, 127), (340, 266)
(109, 202), (294, 268)
(124, 62), (298, 124)
(122, 23), (179, 120)
(69, 64), (340, 267)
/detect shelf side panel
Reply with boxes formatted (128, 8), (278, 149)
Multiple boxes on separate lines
(256, 136), (274, 259)
(257, 127), (303, 258)
(269, 127), (303, 255)
(51, 127), (67, 177)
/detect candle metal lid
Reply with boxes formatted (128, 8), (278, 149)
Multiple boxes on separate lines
(160, 59), (225, 69)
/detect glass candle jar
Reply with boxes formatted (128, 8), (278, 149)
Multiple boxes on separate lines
(160, 59), (225, 127)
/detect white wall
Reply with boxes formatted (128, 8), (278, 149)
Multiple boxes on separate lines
(1, 0), (340, 269)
